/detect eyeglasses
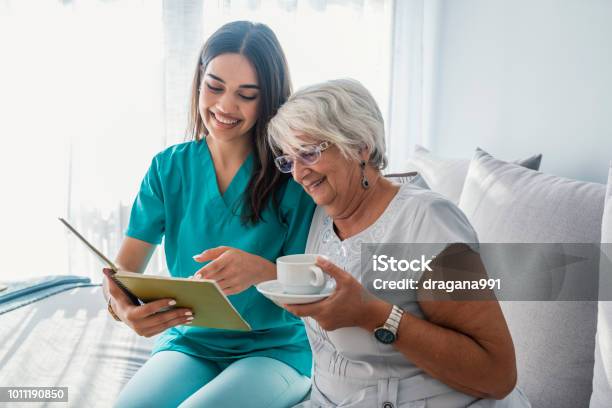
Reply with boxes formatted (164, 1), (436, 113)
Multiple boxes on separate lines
(274, 141), (332, 173)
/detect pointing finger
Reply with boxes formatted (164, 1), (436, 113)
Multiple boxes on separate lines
(192, 246), (231, 263)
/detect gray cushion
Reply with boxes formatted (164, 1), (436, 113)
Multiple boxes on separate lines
(404, 145), (542, 204)
(459, 148), (606, 408)
(591, 163), (612, 408)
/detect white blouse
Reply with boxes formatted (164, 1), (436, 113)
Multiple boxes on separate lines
(299, 183), (530, 408)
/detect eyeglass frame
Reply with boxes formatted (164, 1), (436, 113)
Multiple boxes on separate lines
(274, 141), (332, 173)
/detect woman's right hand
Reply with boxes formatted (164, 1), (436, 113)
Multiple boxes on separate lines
(104, 269), (194, 337)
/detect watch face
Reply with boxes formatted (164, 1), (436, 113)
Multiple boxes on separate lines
(374, 328), (395, 344)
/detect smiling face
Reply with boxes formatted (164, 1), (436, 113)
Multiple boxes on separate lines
(289, 132), (366, 218)
(199, 53), (260, 143)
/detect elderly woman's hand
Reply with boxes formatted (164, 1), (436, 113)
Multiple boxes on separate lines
(284, 257), (390, 331)
(192, 246), (276, 295)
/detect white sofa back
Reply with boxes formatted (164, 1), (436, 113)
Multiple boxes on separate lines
(590, 164), (612, 408)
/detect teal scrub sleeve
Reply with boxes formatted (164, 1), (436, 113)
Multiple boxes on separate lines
(125, 155), (166, 245)
(280, 181), (316, 256)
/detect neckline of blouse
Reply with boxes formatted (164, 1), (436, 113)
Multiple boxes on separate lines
(324, 183), (409, 245)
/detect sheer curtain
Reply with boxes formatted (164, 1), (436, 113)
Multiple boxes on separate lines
(0, 0), (393, 283)
(164, 0), (394, 146)
(385, 0), (440, 172)
(0, 0), (166, 283)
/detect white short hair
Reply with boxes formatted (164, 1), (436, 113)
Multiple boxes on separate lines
(267, 78), (387, 169)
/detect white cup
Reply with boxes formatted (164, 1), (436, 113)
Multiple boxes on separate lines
(277, 254), (327, 295)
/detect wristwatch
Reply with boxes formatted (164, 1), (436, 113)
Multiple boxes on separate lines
(107, 297), (121, 322)
(374, 305), (403, 344)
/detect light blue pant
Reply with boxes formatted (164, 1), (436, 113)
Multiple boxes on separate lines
(115, 351), (311, 408)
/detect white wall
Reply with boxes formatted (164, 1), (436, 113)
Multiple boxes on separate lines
(427, 0), (612, 183)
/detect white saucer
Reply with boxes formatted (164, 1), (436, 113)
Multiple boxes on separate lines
(256, 280), (333, 305)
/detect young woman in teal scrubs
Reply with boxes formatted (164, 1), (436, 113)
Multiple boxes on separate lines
(105, 21), (315, 408)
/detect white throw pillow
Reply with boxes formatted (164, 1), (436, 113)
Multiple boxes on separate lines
(404, 145), (542, 204)
(459, 148), (606, 408)
(590, 163), (612, 408)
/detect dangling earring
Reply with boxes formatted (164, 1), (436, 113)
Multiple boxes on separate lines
(360, 160), (370, 189)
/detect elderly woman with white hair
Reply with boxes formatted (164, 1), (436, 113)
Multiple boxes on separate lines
(267, 79), (530, 408)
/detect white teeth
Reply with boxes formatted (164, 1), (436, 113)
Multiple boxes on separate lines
(212, 112), (239, 125)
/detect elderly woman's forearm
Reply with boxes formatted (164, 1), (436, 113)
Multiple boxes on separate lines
(392, 311), (517, 399)
(359, 300), (515, 397)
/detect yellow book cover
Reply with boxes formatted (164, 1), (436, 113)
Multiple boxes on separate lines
(57, 218), (250, 331)
(114, 272), (251, 331)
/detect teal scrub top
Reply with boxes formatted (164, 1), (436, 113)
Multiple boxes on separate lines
(125, 140), (316, 376)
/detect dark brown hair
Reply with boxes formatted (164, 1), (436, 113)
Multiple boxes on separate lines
(188, 21), (292, 224)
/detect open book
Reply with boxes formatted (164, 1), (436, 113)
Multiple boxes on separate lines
(59, 217), (251, 331)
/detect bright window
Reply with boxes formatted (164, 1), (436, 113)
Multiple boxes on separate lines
(0, 0), (392, 282)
